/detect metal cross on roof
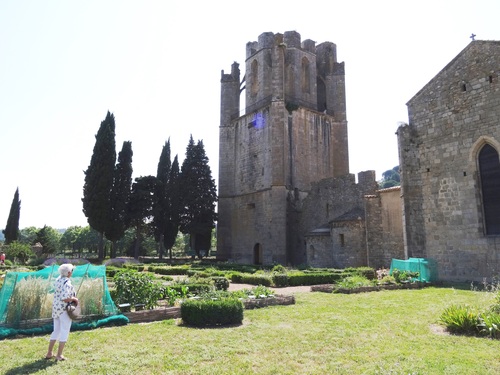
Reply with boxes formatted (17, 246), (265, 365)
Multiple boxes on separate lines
(470, 33), (476, 41)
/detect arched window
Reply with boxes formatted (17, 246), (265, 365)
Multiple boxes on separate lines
(479, 144), (500, 234)
(301, 57), (310, 93)
(251, 60), (258, 97)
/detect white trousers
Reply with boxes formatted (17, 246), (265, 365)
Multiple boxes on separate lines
(50, 311), (72, 342)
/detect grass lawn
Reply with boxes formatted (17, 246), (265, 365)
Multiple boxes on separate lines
(2, 286), (500, 374)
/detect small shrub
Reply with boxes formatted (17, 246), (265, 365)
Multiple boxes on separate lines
(439, 305), (480, 335)
(392, 269), (419, 283)
(113, 269), (163, 309)
(181, 298), (244, 327)
(240, 273), (272, 287)
(272, 273), (289, 287)
(212, 276), (230, 291)
(478, 312), (500, 338)
(337, 275), (375, 289)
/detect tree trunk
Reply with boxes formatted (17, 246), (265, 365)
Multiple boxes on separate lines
(134, 230), (142, 260)
(158, 234), (164, 260)
(98, 232), (104, 260)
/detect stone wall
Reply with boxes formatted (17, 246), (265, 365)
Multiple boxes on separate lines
(398, 41), (500, 281)
(365, 187), (405, 269)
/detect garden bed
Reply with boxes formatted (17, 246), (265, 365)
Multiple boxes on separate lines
(125, 294), (295, 323)
(6, 295), (296, 327)
(311, 282), (431, 294)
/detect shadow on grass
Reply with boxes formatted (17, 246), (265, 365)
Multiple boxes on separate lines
(4, 358), (57, 375)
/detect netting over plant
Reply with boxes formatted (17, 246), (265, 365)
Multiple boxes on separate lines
(0, 264), (119, 327)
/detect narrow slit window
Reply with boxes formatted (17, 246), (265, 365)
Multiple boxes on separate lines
(339, 234), (345, 247)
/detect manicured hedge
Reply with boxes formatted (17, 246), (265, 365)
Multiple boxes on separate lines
(181, 298), (244, 326)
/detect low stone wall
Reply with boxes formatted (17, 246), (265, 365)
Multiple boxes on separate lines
(243, 295), (295, 309)
(124, 307), (181, 324)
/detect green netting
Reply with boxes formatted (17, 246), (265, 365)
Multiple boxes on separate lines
(389, 258), (439, 282)
(0, 264), (119, 328)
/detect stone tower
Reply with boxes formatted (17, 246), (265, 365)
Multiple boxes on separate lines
(217, 31), (349, 265)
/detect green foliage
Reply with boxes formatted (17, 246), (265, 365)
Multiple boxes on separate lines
(3, 188), (20, 244)
(34, 225), (61, 255)
(3, 241), (34, 264)
(378, 165), (400, 188)
(212, 276), (229, 291)
(287, 272), (342, 286)
(392, 268), (420, 283)
(179, 136), (217, 258)
(239, 273), (272, 287)
(149, 265), (191, 275)
(272, 273), (289, 287)
(82, 111), (117, 259)
(127, 175), (159, 259)
(478, 312), (500, 338)
(161, 285), (189, 306)
(336, 275), (375, 289)
(18, 227), (38, 245)
(113, 269), (163, 309)
(439, 304), (480, 335)
(154, 141), (182, 259)
(271, 264), (286, 273)
(181, 298), (244, 327)
(107, 141), (133, 250)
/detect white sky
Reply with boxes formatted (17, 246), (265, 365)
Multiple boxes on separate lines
(1, 0), (499, 229)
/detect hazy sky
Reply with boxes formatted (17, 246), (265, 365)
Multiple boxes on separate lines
(1, 0), (499, 229)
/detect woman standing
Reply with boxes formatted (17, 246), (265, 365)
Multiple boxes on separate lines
(45, 263), (79, 361)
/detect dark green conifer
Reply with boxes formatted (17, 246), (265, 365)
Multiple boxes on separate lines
(82, 111), (116, 259)
(3, 188), (21, 244)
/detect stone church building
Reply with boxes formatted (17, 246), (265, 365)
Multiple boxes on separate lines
(217, 31), (500, 282)
(398, 40), (500, 281)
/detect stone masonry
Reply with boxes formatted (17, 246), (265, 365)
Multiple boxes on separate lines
(398, 41), (500, 281)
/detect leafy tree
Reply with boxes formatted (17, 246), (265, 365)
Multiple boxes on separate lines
(4, 241), (34, 264)
(77, 226), (100, 254)
(127, 176), (159, 259)
(107, 141), (133, 257)
(34, 225), (61, 255)
(179, 136), (218, 258)
(3, 188), (21, 244)
(82, 111), (116, 260)
(379, 166), (401, 188)
(59, 226), (83, 253)
(19, 226), (38, 244)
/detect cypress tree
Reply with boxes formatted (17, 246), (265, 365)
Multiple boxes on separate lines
(107, 141), (133, 257)
(179, 136), (217, 258)
(153, 140), (172, 259)
(163, 156), (181, 259)
(82, 111), (116, 259)
(3, 188), (21, 244)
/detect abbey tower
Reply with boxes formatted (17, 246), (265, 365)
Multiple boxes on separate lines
(217, 31), (352, 265)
